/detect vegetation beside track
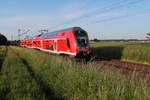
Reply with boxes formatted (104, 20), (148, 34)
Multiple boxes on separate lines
(91, 41), (150, 64)
(0, 46), (6, 69)
(0, 34), (7, 45)
(0, 46), (49, 100)
(0, 46), (149, 100)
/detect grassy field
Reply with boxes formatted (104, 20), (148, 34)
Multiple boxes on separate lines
(91, 41), (150, 64)
(0, 46), (7, 70)
(0, 46), (150, 100)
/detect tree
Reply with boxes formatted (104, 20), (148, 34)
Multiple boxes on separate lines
(93, 38), (99, 42)
(146, 32), (150, 40)
(0, 33), (7, 45)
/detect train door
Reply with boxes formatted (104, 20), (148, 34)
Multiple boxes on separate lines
(40, 40), (43, 48)
(57, 38), (70, 52)
(54, 39), (57, 52)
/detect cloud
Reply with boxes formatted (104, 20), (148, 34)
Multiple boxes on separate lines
(0, 15), (64, 38)
(0, 0), (149, 40)
(57, 0), (90, 20)
(0, 0), (92, 38)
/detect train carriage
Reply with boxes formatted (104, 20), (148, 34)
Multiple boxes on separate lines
(20, 27), (91, 58)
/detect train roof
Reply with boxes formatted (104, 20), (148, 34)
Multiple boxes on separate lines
(48, 27), (82, 34)
(50, 27), (81, 33)
(41, 27), (83, 39)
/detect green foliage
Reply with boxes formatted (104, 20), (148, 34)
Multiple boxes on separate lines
(146, 32), (150, 39)
(0, 46), (150, 99)
(0, 47), (47, 100)
(92, 41), (150, 64)
(4, 46), (149, 100)
(0, 34), (7, 45)
(0, 46), (6, 62)
(147, 32), (150, 36)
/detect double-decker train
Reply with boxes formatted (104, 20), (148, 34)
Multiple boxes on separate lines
(20, 27), (91, 58)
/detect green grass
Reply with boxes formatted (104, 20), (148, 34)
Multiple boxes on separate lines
(0, 46), (8, 100)
(2, 46), (148, 100)
(0, 46), (150, 99)
(0, 47), (48, 100)
(91, 41), (150, 64)
(0, 46), (6, 65)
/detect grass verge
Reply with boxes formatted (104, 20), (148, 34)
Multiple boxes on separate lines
(0, 46), (49, 100)
(92, 41), (150, 64)
(10, 46), (150, 100)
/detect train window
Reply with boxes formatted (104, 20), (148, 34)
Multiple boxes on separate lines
(33, 41), (36, 44)
(66, 38), (70, 48)
(46, 44), (52, 50)
(74, 30), (88, 48)
(42, 32), (57, 39)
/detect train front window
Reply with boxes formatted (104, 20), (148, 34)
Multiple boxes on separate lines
(74, 30), (88, 48)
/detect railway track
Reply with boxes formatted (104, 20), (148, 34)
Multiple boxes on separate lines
(90, 56), (150, 76)
(25, 46), (150, 77)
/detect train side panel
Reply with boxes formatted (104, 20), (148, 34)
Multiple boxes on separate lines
(56, 31), (77, 55)
(43, 39), (54, 50)
(57, 39), (69, 52)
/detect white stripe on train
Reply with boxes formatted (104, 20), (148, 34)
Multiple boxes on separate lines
(24, 46), (77, 56)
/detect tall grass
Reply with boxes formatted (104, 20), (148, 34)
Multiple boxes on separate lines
(0, 46), (47, 100)
(11, 46), (150, 100)
(122, 43), (150, 63)
(0, 46), (8, 100)
(0, 46), (6, 64)
(92, 41), (150, 64)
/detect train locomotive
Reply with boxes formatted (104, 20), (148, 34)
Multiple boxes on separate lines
(20, 27), (91, 58)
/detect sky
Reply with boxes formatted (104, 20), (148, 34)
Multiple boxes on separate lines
(0, 0), (150, 40)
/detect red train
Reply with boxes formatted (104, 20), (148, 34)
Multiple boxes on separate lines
(20, 27), (91, 58)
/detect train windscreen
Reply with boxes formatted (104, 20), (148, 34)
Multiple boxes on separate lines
(74, 29), (89, 48)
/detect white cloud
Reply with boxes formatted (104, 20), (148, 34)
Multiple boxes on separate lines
(0, 0), (148, 40)
(0, 0), (93, 39)
(0, 15), (64, 39)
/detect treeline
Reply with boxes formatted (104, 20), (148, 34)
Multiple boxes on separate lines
(8, 40), (20, 46)
(0, 34), (7, 45)
(91, 38), (149, 42)
(0, 33), (20, 45)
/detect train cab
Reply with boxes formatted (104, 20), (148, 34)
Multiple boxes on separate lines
(73, 27), (91, 58)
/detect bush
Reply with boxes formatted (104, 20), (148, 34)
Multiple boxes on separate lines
(0, 34), (7, 45)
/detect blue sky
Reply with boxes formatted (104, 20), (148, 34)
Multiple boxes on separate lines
(0, 0), (150, 40)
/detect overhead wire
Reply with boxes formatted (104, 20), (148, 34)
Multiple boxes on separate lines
(82, 8), (150, 26)
(26, 0), (149, 38)
(45, 0), (127, 31)
(46, 0), (146, 31)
